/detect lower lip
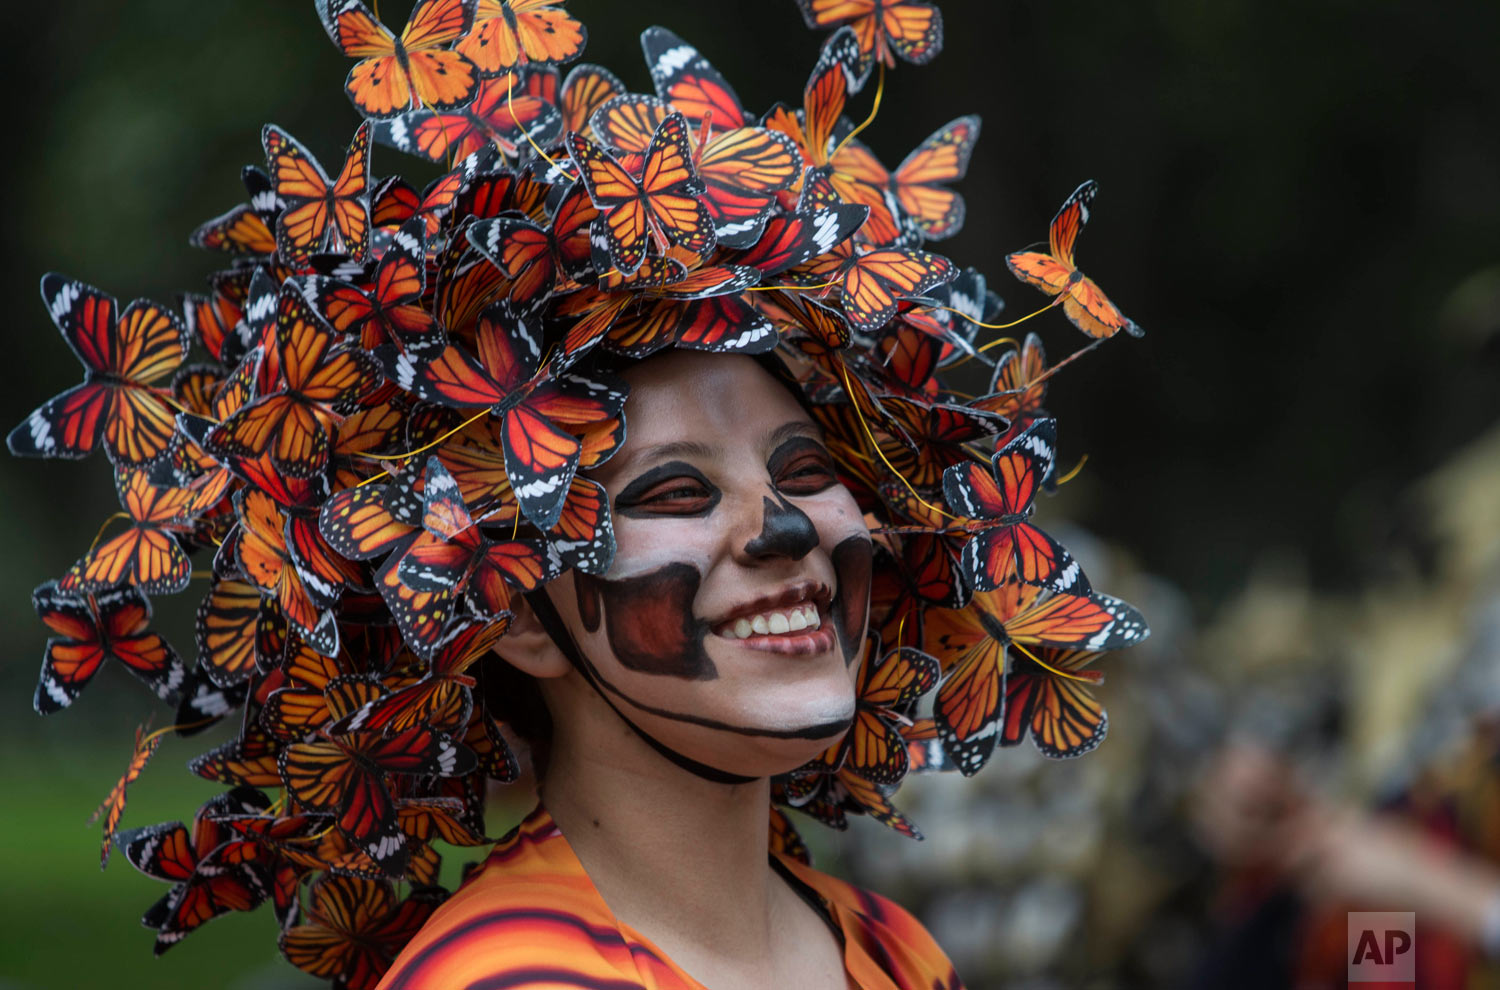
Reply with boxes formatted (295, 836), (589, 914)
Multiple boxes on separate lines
(716, 623), (837, 656)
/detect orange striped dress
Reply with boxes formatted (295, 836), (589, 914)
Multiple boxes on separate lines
(377, 805), (964, 989)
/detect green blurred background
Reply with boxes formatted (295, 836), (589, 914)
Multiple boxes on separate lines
(4, 1), (1497, 987)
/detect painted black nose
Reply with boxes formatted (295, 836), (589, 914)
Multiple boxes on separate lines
(743, 494), (818, 560)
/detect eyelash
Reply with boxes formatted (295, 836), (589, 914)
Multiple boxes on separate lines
(774, 454), (836, 494)
(623, 450), (836, 514)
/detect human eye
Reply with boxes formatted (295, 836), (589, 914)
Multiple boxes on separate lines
(614, 461), (722, 517)
(769, 437), (838, 496)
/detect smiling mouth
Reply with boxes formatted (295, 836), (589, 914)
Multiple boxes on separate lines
(710, 584), (837, 655)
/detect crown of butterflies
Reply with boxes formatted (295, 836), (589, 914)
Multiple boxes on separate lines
(13, 0), (1148, 983)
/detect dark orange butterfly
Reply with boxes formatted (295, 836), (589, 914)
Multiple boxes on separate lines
(1003, 646), (1109, 758)
(60, 469), (195, 596)
(394, 458), (561, 620)
(233, 489), (340, 656)
(307, 217), (447, 362)
(194, 577), (276, 688)
(9, 274), (189, 466)
(761, 28), (863, 192)
(466, 180), (598, 307)
(263, 122), (373, 265)
(1006, 180), (1143, 339)
(810, 642), (939, 785)
(188, 724), (283, 788)
(974, 331), (1048, 423)
(768, 806), (811, 865)
(567, 111), (715, 274)
(116, 788), (273, 954)
(795, 0), (944, 72)
(279, 721), (474, 874)
(317, 0), (480, 119)
(925, 582), (1147, 774)
(787, 237), (955, 335)
(833, 115), (979, 241)
(279, 874), (447, 990)
(876, 394), (1008, 493)
(206, 283), (382, 481)
(559, 62), (624, 135)
(374, 69), (563, 163)
(941, 417), (1087, 594)
(456, 0), (586, 76)
(188, 187), (278, 257)
(32, 579), (185, 712)
(90, 722), (163, 868)
(259, 639), (356, 741)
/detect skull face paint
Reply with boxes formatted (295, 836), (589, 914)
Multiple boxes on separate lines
(537, 353), (875, 779)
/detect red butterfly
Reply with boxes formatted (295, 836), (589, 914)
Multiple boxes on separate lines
(374, 68), (563, 164)
(278, 720), (474, 874)
(317, 0), (480, 120)
(736, 203), (871, 277)
(263, 122), (373, 265)
(466, 180), (598, 307)
(1006, 180), (1143, 339)
(279, 874), (447, 990)
(1003, 646), (1109, 758)
(399, 301), (626, 530)
(795, 0), (944, 72)
(115, 788), (273, 953)
(809, 642), (939, 785)
(925, 582), (1147, 774)
(567, 111), (715, 274)
(32, 580), (184, 713)
(9, 274), (189, 466)
(307, 217), (448, 361)
(456, 0), (586, 76)
(206, 283), (382, 481)
(394, 457), (562, 620)
(232, 489), (341, 657)
(941, 417), (1087, 594)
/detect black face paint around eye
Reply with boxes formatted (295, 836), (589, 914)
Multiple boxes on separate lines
(829, 535), (873, 665)
(613, 460), (722, 518)
(574, 566), (718, 680)
(742, 492), (819, 560)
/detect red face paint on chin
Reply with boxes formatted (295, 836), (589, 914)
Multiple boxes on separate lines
(831, 536), (873, 665)
(574, 566), (717, 680)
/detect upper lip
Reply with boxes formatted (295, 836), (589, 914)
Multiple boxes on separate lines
(711, 580), (832, 630)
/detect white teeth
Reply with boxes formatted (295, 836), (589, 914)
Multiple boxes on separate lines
(727, 604), (823, 638)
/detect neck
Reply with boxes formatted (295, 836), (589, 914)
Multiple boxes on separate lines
(539, 714), (783, 966)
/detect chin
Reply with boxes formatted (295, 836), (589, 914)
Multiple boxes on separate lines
(642, 692), (857, 780)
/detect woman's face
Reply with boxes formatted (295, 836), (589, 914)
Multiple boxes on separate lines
(544, 352), (872, 778)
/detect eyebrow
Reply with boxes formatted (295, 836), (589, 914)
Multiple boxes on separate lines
(625, 421), (823, 470)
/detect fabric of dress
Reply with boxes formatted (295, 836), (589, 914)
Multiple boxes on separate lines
(377, 804), (964, 989)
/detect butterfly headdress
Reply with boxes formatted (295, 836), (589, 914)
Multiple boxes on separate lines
(13, 2), (1149, 984)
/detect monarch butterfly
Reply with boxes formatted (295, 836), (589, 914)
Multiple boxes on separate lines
(974, 331), (1048, 422)
(115, 788), (273, 954)
(60, 469), (195, 596)
(279, 874), (447, 990)
(189, 197), (277, 257)
(317, 0), (480, 120)
(769, 806), (812, 865)
(877, 394), (1009, 493)
(810, 642), (940, 785)
(374, 69), (563, 164)
(941, 417), (1087, 594)
(833, 115), (980, 241)
(456, 0), (586, 76)
(595, 262), (772, 360)
(1007, 180), (1143, 339)
(9, 275), (190, 467)
(306, 217), (447, 362)
(925, 583), (1147, 774)
(188, 723), (283, 789)
(400, 301), (626, 530)
(206, 284), (382, 481)
(462, 705), (521, 783)
(233, 489), (340, 657)
(90, 723), (163, 868)
(559, 61), (624, 135)
(278, 720), (474, 875)
(787, 236), (955, 335)
(394, 458), (561, 620)
(1003, 646), (1109, 758)
(795, 0), (944, 72)
(262, 644), (383, 743)
(762, 28), (864, 194)
(466, 181), (598, 308)
(567, 111), (715, 274)
(737, 203), (870, 277)
(263, 122), (373, 265)
(31, 579), (185, 713)
(193, 577), (270, 689)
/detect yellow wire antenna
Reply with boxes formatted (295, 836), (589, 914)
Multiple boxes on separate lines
(508, 74), (565, 174)
(361, 408), (492, 462)
(837, 359), (960, 523)
(1054, 453), (1088, 486)
(830, 62), (886, 160)
(1009, 639), (1095, 684)
(139, 717), (216, 745)
(742, 279), (841, 293)
(86, 512), (130, 553)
